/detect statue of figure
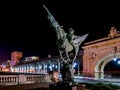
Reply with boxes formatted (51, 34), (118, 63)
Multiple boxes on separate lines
(59, 27), (88, 63)
(43, 5), (88, 82)
(108, 26), (120, 38)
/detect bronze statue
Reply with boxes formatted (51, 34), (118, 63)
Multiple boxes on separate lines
(43, 5), (88, 82)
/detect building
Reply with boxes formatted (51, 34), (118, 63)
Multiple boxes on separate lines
(10, 51), (22, 66)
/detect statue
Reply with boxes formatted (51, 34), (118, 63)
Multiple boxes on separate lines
(108, 26), (120, 38)
(43, 5), (88, 83)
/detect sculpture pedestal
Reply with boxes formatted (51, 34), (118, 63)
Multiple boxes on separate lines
(49, 81), (77, 90)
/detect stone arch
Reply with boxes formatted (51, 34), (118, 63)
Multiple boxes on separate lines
(95, 53), (120, 79)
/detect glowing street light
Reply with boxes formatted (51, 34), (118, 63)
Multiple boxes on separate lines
(118, 61), (120, 64)
(52, 64), (55, 67)
(113, 57), (117, 61)
(74, 62), (77, 67)
(55, 65), (58, 68)
(39, 66), (42, 69)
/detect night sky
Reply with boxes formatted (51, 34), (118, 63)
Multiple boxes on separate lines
(0, 0), (120, 64)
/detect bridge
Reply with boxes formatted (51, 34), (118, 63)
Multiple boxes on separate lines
(0, 27), (120, 90)
(82, 27), (120, 79)
(9, 27), (120, 80)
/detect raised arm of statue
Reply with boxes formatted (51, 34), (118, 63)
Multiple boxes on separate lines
(43, 5), (59, 30)
(43, 5), (67, 43)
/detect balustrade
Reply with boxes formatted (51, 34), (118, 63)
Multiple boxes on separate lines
(0, 73), (45, 86)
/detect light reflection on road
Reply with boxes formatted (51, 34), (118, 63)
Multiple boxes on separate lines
(74, 76), (120, 86)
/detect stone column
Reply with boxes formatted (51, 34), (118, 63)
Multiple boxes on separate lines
(57, 60), (60, 72)
(100, 72), (104, 79)
(95, 72), (100, 80)
(77, 62), (80, 76)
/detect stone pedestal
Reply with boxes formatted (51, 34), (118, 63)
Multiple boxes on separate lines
(49, 82), (86, 90)
(49, 82), (77, 90)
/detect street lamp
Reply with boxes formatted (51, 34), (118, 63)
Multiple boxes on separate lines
(118, 61), (120, 64)
(113, 57), (117, 61)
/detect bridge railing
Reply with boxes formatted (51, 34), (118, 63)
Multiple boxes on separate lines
(0, 75), (18, 85)
(0, 72), (46, 86)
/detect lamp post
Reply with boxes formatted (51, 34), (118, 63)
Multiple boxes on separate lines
(77, 62), (80, 76)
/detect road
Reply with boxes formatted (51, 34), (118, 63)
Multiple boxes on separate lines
(74, 76), (120, 86)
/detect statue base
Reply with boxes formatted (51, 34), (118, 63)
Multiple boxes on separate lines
(49, 81), (85, 90)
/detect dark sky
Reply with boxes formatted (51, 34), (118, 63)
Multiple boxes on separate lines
(0, 0), (120, 64)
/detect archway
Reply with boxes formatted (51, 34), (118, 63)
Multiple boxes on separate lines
(95, 53), (120, 79)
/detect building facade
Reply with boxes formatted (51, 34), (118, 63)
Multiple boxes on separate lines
(82, 27), (120, 79)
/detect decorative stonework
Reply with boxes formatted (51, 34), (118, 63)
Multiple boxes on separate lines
(82, 27), (120, 78)
(108, 26), (120, 38)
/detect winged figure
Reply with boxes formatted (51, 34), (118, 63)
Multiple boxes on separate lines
(43, 5), (88, 64)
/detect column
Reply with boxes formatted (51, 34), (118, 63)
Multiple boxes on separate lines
(78, 62), (80, 76)
(57, 60), (60, 72)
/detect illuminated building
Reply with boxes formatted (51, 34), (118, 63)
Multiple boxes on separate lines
(24, 56), (39, 63)
(10, 51), (22, 66)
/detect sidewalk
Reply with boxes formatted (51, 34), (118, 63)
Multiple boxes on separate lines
(0, 83), (52, 90)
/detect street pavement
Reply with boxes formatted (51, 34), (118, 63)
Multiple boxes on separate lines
(74, 76), (120, 86)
